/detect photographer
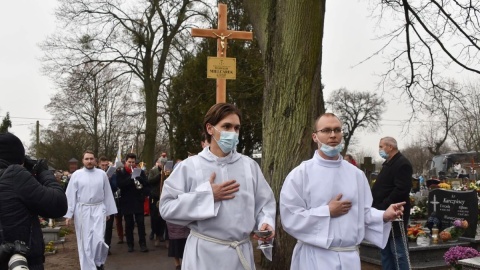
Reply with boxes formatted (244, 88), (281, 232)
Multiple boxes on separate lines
(0, 132), (68, 270)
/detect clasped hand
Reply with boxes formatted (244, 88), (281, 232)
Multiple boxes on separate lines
(209, 172), (240, 202)
(328, 194), (352, 217)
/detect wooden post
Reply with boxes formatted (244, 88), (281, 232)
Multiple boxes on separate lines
(191, 3), (253, 103)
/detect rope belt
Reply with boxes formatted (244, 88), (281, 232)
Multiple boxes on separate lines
(78, 202), (103, 206)
(297, 240), (359, 252)
(190, 230), (252, 270)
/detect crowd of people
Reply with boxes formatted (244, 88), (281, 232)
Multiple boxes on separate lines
(0, 102), (413, 270)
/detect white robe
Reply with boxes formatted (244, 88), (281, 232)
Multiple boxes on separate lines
(65, 167), (117, 270)
(280, 152), (391, 270)
(160, 147), (276, 270)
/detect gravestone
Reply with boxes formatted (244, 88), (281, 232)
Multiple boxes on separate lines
(428, 189), (478, 238)
(412, 177), (420, 193)
(360, 157), (375, 184)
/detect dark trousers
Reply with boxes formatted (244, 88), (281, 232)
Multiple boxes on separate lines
(124, 213), (146, 247)
(150, 196), (168, 239)
(105, 214), (115, 247)
(29, 264), (44, 270)
(115, 212), (124, 240)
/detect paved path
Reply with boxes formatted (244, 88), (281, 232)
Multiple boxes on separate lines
(105, 216), (175, 270)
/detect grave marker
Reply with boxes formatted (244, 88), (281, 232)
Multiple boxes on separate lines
(428, 189), (478, 238)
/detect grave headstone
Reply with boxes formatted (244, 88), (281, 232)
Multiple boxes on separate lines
(361, 157), (375, 184)
(428, 189), (478, 238)
(412, 177), (420, 193)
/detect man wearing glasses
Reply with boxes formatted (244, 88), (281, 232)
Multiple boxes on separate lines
(280, 113), (405, 270)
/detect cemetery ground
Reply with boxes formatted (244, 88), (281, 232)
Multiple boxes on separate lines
(45, 216), (383, 269)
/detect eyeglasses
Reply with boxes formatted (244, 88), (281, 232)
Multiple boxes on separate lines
(315, 128), (343, 134)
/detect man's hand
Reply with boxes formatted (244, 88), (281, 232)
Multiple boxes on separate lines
(252, 223), (275, 241)
(328, 194), (352, 218)
(209, 172), (240, 202)
(65, 218), (72, 226)
(383, 202), (406, 222)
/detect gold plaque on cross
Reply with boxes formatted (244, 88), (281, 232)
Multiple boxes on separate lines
(207, 57), (236, 80)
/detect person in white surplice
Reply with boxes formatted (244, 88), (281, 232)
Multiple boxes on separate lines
(160, 103), (276, 270)
(65, 150), (117, 270)
(280, 113), (405, 270)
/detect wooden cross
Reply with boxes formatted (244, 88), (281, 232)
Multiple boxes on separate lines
(191, 3), (253, 103)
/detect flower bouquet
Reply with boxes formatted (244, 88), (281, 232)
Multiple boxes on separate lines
(407, 224), (426, 242)
(39, 217), (48, 228)
(410, 206), (427, 220)
(441, 219), (468, 242)
(444, 246), (480, 270)
(438, 183), (451, 190)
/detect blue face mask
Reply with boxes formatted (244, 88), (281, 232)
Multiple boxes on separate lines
(213, 127), (239, 154)
(315, 135), (344, 157)
(320, 143), (344, 157)
(379, 150), (389, 159)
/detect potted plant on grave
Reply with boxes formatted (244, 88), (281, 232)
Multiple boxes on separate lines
(444, 246), (480, 270)
(441, 219), (468, 242)
(44, 241), (57, 255)
(407, 224), (426, 242)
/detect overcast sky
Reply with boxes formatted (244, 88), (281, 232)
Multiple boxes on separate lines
(1, 0), (416, 161)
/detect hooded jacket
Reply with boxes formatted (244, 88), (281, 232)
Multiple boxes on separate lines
(0, 159), (68, 269)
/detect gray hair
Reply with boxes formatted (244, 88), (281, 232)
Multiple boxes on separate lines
(381, 137), (398, 150)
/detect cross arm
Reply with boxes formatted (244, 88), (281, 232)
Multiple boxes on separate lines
(191, 29), (253, 41)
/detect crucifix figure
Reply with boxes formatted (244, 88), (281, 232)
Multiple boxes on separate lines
(191, 3), (253, 103)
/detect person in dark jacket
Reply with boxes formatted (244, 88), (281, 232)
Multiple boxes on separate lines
(371, 136), (413, 270)
(147, 157), (168, 247)
(0, 132), (68, 270)
(99, 156), (117, 255)
(116, 153), (149, 253)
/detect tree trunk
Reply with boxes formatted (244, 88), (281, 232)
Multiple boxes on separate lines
(244, 1), (326, 269)
(143, 81), (159, 168)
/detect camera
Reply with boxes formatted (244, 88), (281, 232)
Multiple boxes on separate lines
(23, 156), (48, 177)
(8, 254), (28, 270)
(0, 240), (29, 269)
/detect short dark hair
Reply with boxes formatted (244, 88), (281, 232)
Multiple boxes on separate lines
(203, 103), (242, 143)
(82, 150), (95, 159)
(99, 156), (109, 162)
(313, 113), (341, 131)
(125, 153), (136, 160)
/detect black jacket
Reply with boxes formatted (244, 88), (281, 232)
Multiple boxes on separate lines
(116, 168), (148, 215)
(372, 152), (413, 236)
(0, 159), (68, 269)
(147, 166), (162, 199)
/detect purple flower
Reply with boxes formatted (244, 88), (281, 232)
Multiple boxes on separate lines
(444, 246), (480, 266)
(454, 219), (462, 227)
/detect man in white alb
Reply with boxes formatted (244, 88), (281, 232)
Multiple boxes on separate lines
(280, 113), (405, 270)
(160, 103), (276, 270)
(65, 150), (117, 270)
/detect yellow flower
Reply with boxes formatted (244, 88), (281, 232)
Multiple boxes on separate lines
(439, 183), (451, 190)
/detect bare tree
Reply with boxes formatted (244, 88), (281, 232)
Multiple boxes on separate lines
(401, 142), (433, 175)
(327, 88), (385, 154)
(41, 0), (209, 165)
(450, 82), (480, 152)
(375, 0), (480, 107)
(46, 63), (132, 158)
(419, 81), (465, 155)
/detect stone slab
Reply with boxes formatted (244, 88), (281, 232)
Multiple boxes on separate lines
(42, 227), (61, 243)
(458, 257), (480, 270)
(361, 240), (471, 269)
